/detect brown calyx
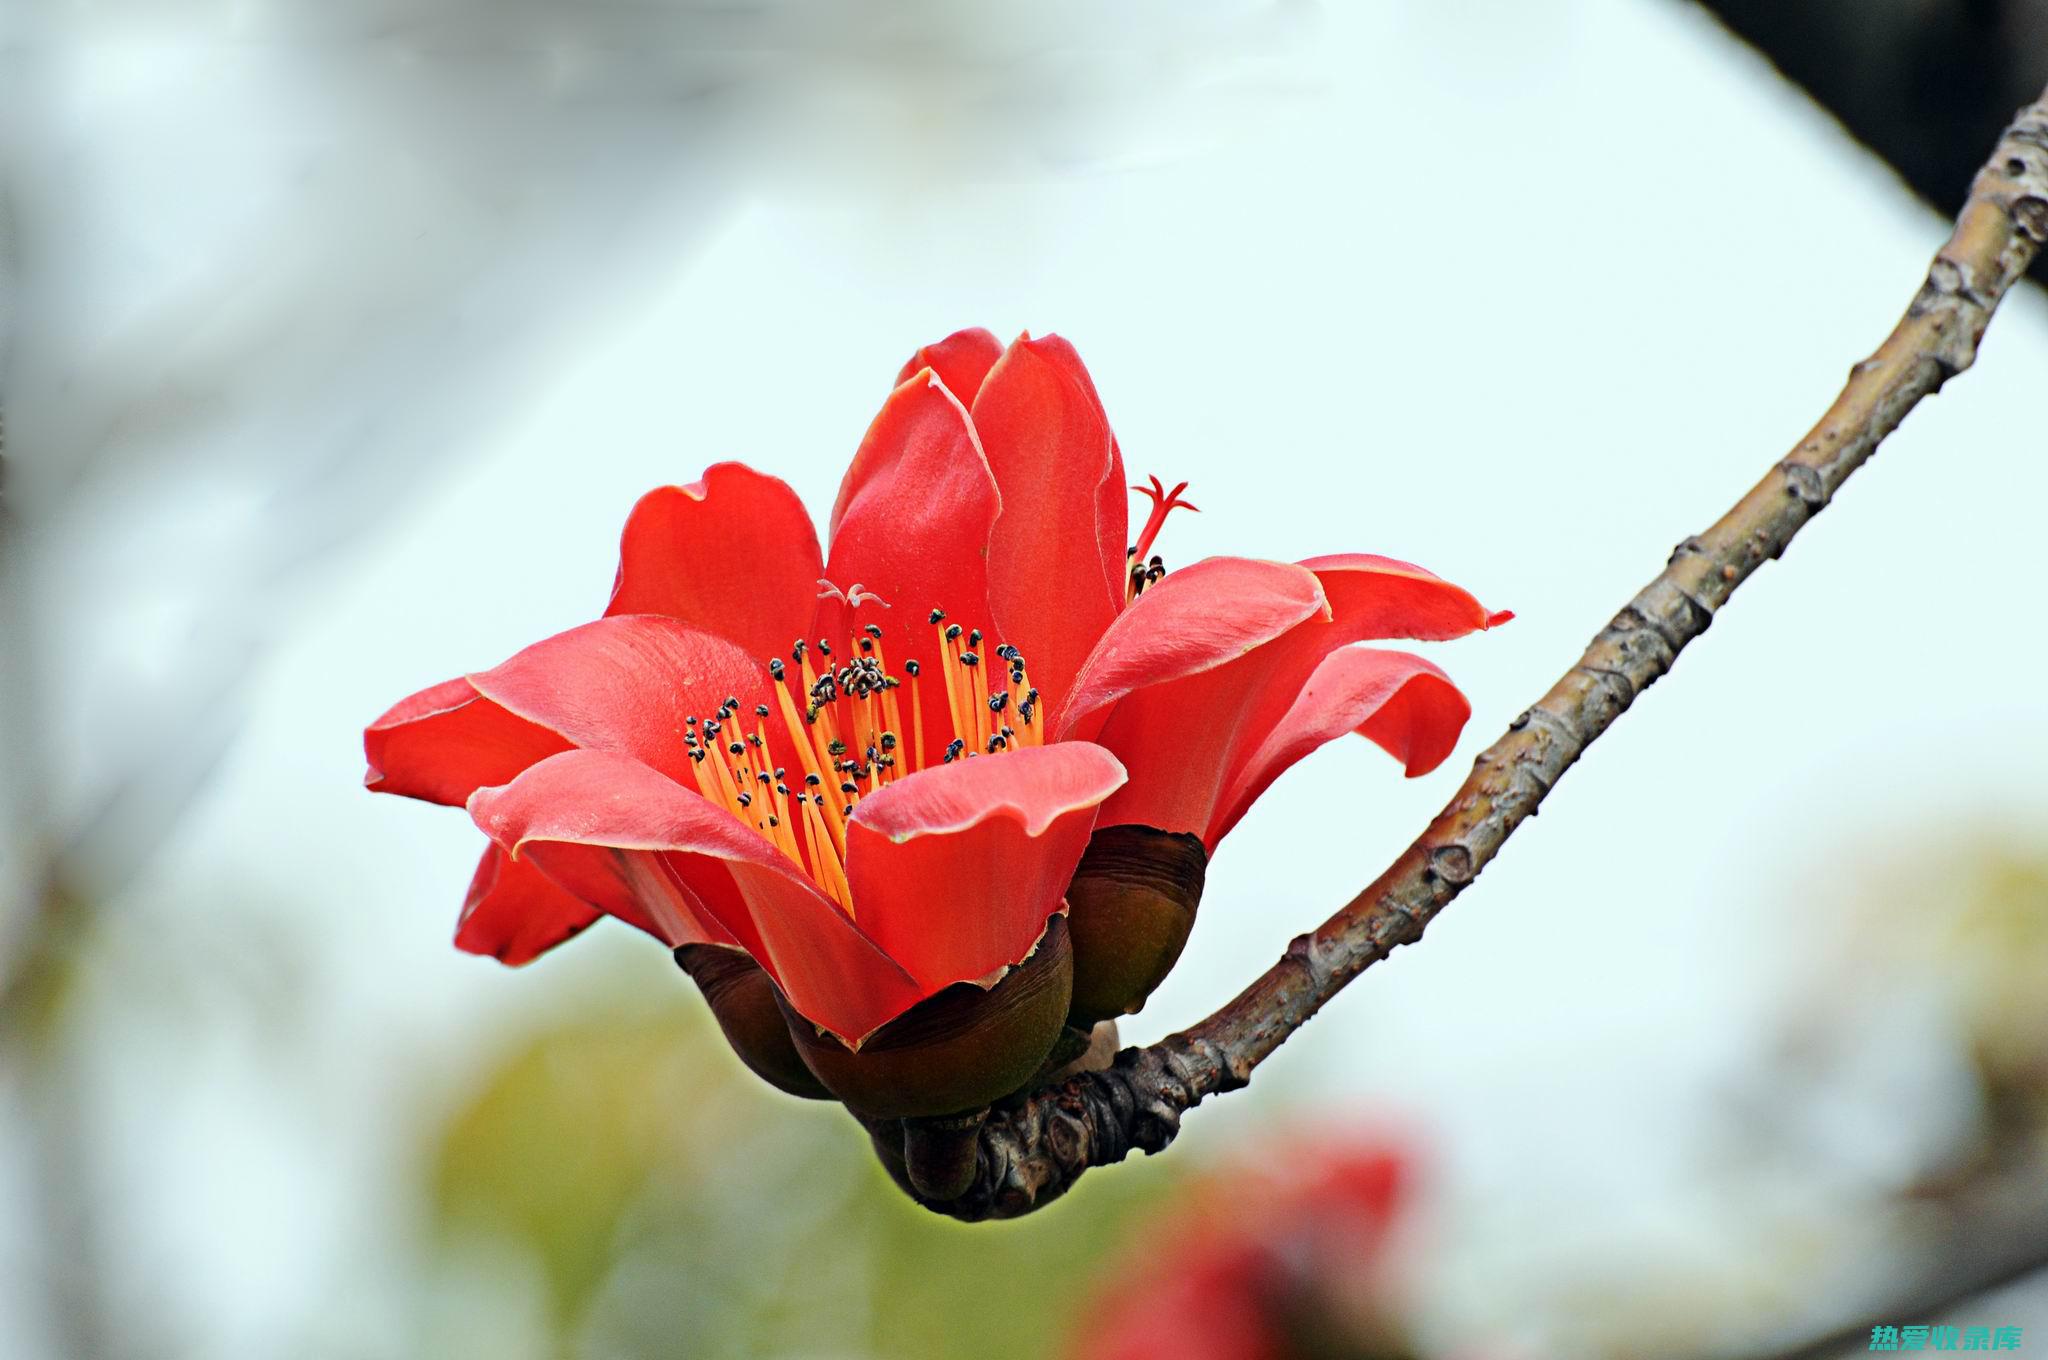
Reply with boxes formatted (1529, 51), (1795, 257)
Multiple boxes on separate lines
(780, 915), (1073, 1122)
(674, 944), (830, 1100)
(1064, 825), (1208, 1028)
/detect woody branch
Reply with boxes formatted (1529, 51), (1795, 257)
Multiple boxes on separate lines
(892, 85), (2048, 1222)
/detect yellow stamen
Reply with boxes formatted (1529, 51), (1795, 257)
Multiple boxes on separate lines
(968, 650), (990, 752)
(686, 746), (721, 804)
(773, 680), (827, 781)
(1018, 661), (1041, 746)
(801, 793), (855, 915)
(755, 724), (804, 867)
(935, 622), (969, 745)
(706, 739), (744, 814)
(908, 670), (926, 773)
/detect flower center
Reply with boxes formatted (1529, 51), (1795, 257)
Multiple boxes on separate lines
(679, 614), (1045, 916)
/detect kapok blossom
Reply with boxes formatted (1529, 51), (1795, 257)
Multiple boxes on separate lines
(364, 327), (1506, 1071)
(1068, 1130), (1421, 1360)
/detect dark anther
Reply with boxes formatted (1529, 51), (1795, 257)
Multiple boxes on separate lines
(968, 629), (983, 645)
(1126, 545), (1138, 558)
(880, 732), (898, 750)
(776, 783), (790, 796)
(805, 773), (822, 787)
(728, 742), (744, 756)
(989, 692), (1009, 712)
(767, 816), (779, 828)
(691, 749), (707, 763)
(864, 623), (884, 639)
(769, 658), (786, 679)
(816, 640), (832, 657)
(793, 640), (807, 660)
(723, 695), (738, 711)
(945, 624), (963, 641)
(828, 739), (847, 756)
(840, 782), (857, 795)
(928, 609), (946, 624)
(755, 704), (771, 718)
(736, 792), (752, 807)
(961, 652), (980, 667)
(905, 660), (921, 677)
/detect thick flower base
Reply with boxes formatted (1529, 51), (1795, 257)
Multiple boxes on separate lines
(781, 917), (1073, 1121)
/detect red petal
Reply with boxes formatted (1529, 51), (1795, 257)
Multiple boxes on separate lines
(1207, 648), (1472, 847)
(605, 462), (823, 662)
(989, 332), (1128, 606)
(973, 334), (1126, 711)
(469, 749), (927, 1045)
(364, 677), (571, 806)
(844, 742), (1126, 992)
(893, 327), (1004, 406)
(453, 842), (605, 965)
(1080, 556), (1501, 843)
(823, 373), (998, 611)
(1298, 552), (1505, 641)
(467, 615), (778, 786)
(817, 371), (1002, 744)
(1058, 557), (1327, 741)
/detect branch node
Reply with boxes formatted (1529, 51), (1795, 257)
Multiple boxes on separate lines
(2012, 196), (2048, 244)
(1608, 603), (1684, 658)
(1667, 534), (1709, 565)
(1428, 843), (1476, 887)
(1778, 460), (1828, 509)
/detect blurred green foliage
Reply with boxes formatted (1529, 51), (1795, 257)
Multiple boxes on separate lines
(427, 986), (1181, 1360)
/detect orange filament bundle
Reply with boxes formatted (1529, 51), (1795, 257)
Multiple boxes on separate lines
(681, 613), (1043, 917)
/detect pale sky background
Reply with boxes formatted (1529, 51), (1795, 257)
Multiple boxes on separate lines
(6, 1), (2047, 1356)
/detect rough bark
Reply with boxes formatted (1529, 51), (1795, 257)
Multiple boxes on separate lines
(896, 86), (2048, 1222)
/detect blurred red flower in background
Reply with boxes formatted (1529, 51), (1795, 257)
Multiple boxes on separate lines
(1069, 1128), (1424, 1360)
(364, 328), (1504, 1112)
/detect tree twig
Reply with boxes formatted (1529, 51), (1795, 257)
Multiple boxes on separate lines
(900, 85), (2048, 1222)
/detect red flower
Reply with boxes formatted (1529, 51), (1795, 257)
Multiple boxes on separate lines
(365, 328), (1503, 1063)
(1068, 1130), (1418, 1360)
